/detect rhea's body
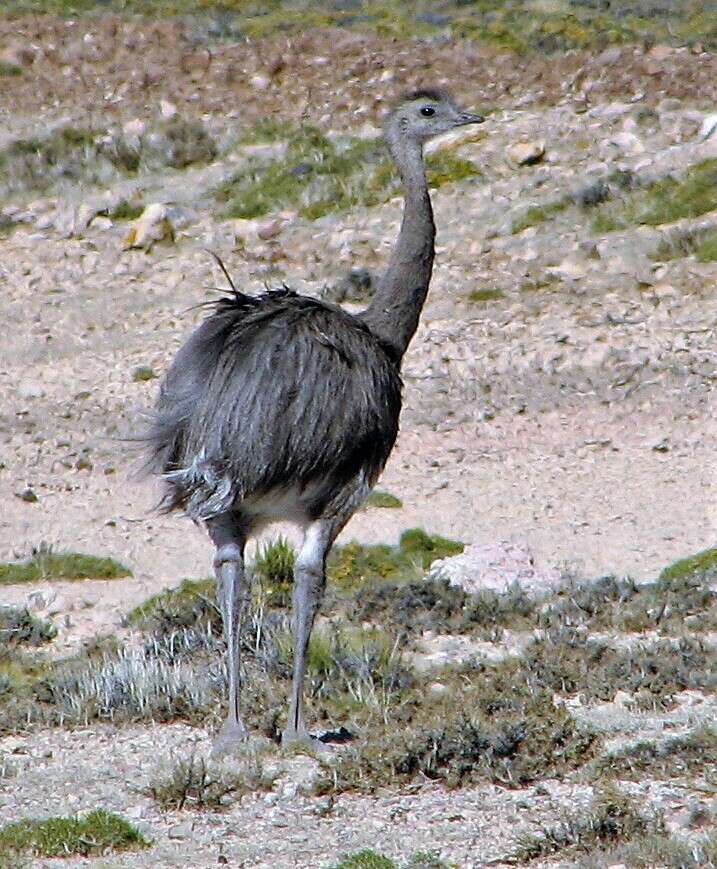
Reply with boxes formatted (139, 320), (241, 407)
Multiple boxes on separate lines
(147, 290), (402, 532)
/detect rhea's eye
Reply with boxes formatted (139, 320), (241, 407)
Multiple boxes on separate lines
(420, 106), (436, 117)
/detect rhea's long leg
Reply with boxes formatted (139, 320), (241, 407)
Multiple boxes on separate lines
(207, 511), (249, 756)
(282, 520), (332, 745)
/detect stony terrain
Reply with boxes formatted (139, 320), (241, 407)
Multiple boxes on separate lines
(1, 10), (716, 869)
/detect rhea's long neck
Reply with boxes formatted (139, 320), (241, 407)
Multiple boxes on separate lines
(360, 135), (435, 363)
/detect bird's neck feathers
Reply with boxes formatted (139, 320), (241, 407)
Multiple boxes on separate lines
(360, 129), (435, 363)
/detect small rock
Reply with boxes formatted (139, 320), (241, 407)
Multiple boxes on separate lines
(27, 589), (57, 611)
(123, 203), (174, 251)
(230, 218), (259, 244)
(90, 215), (113, 231)
(168, 822), (193, 839)
(280, 782), (298, 801)
(651, 438), (670, 452)
(699, 113), (717, 141)
(596, 46), (622, 66)
(16, 488), (38, 503)
(426, 125), (485, 155)
(123, 118), (147, 137)
(609, 131), (644, 155)
(75, 200), (105, 234)
(16, 381), (45, 400)
(429, 540), (562, 598)
(548, 258), (588, 281)
(256, 219), (282, 241)
(505, 141), (545, 167)
(159, 99), (177, 120)
(429, 681), (448, 696)
(613, 690), (633, 707)
(250, 73), (270, 91)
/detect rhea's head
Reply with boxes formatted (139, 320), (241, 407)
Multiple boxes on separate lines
(385, 88), (484, 149)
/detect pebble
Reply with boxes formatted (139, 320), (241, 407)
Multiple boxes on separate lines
(159, 99), (178, 120)
(123, 203), (174, 250)
(505, 140), (545, 166)
(168, 822), (193, 839)
(16, 381), (46, 400)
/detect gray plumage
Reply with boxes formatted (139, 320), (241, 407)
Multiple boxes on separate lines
(147, 290), (401, 522)
(142, 89), (484, 755)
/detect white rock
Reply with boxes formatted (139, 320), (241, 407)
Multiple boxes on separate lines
(426, 126), (485, 155)
(17, 381), (46, 400)
(548, 258), (588, 280)
(230, 218), (259, 244)
(159, 99), (177, 120)
(610, 131), (645, 155)
(249, 73), (270, 91)
(90, 215), (113, 231)
(27, 589), (56, 610)
(123, 203), (174, 251)
(428, 540), (563, 598)
(699, 113), (717, 141)
(505, 141), (545, 167)
(123, 118), (146, 137)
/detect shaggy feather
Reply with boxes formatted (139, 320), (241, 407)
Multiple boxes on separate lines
(145, 289), (402, 522)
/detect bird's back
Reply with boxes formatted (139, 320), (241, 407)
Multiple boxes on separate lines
(146, 290), (402, 522)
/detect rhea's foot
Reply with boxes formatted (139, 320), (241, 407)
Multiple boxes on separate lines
(211, 717), (250, 759)
(281, 726), (336, 756)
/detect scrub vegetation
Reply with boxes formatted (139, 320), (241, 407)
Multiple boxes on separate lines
(0, 545), (131, 584)
(1, 542), (716, 807)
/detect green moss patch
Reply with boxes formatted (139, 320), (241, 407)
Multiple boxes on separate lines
(0, 548), (132, 584)
(0, 809), (149, 861)
(0, 62), (22, 77)
(132, 365), (158, 382)
(660, 547), (717, 583)
(331, 852), (396, 869)
(512, 198), (569, 234)
(467, 288), (504, 303)
(110, 199), (145, 221)
(365, 490), (403, 509)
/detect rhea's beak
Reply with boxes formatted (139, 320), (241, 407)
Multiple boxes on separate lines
(457, 111), (485, 126)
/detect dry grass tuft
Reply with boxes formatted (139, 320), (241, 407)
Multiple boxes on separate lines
(146, 749), (275, 810)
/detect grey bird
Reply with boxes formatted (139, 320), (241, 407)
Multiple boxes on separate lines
(143, 88), (484, 756)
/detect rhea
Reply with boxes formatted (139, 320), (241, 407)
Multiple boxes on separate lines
(145, 89), (484, 755)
